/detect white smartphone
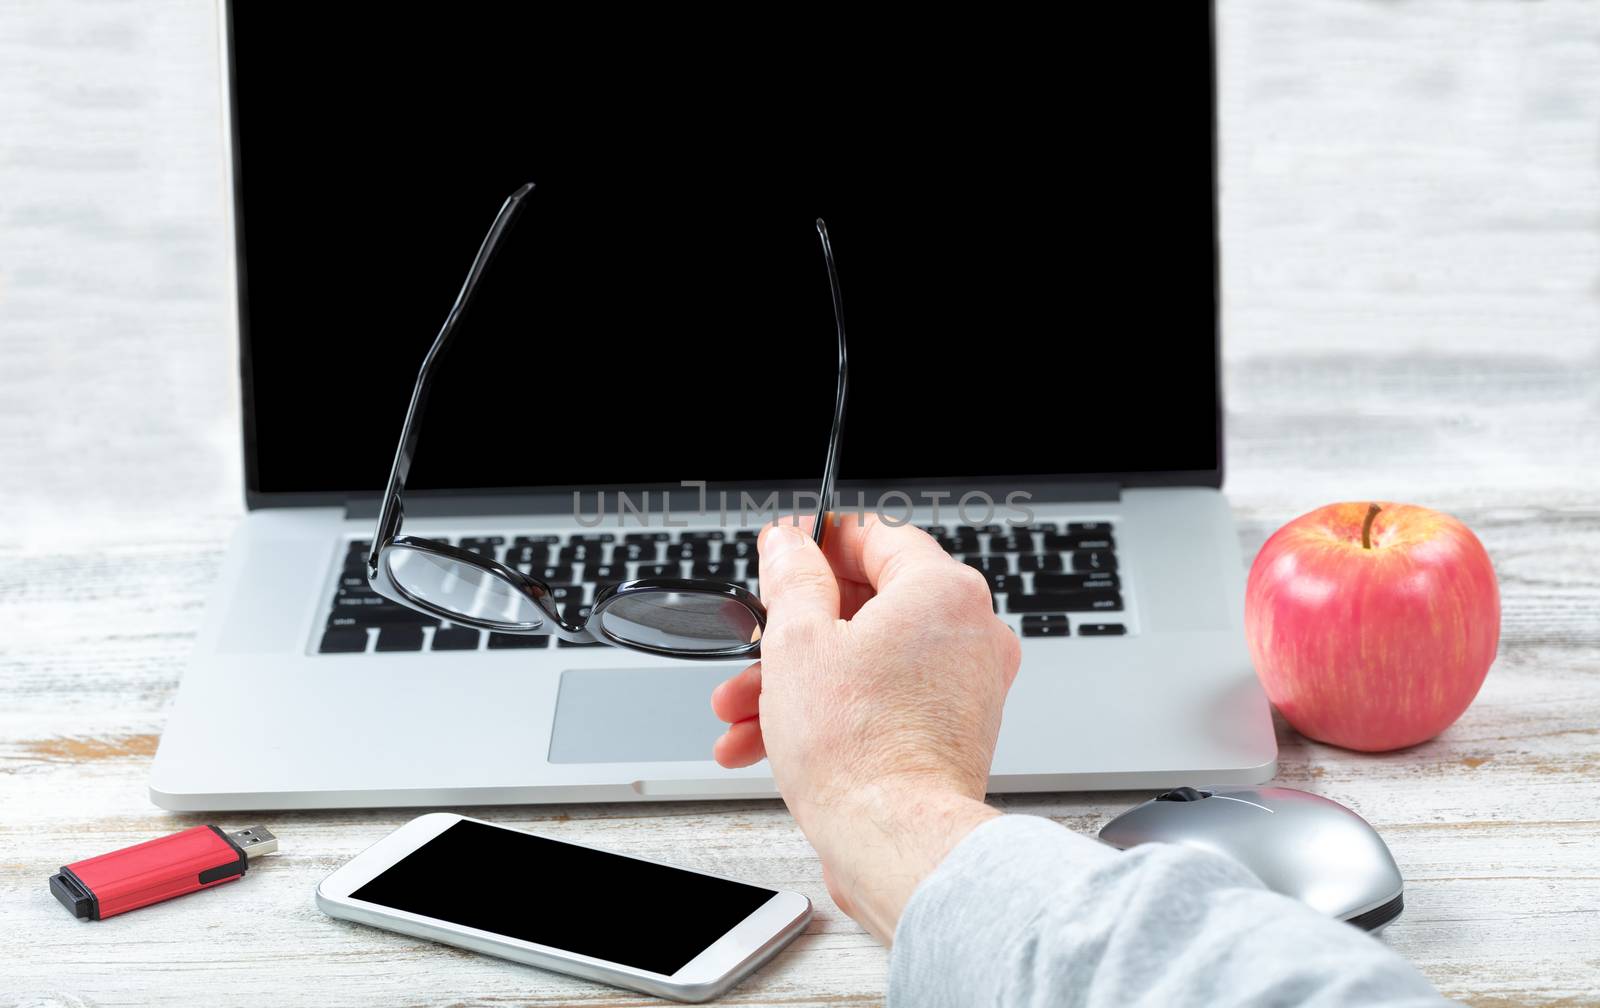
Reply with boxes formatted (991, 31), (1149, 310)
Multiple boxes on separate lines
(316, 813), (812, 1003)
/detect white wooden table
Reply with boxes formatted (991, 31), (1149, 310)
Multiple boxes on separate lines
(3, 2), (1597, 1005)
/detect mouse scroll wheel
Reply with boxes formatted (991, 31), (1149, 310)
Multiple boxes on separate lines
(1156, 786), (1211, 802)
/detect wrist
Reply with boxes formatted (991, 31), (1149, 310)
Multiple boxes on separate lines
(802, 780), (998, 944)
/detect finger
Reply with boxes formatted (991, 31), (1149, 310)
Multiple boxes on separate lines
(750, 514), (866, 613)
(814, 513), (957, 595)
(710, 662), (762, 724)
(756, 523), (840, 622)
(837, 578), (876, 620)
(712, 717), (766, 768)
(756, 515), (914, 617)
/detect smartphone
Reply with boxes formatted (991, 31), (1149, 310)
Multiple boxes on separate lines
(316, 813), (811, 1003)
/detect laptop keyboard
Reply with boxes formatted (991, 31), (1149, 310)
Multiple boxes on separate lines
(317, 523), (1123, 654)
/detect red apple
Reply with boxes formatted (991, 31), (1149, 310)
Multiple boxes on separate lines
(1244, 502), (1499, 752)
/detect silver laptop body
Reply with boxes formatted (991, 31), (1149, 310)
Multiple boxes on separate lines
(150, 1), (1274, 810)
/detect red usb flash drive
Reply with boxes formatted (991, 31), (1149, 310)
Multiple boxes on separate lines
(50, 825), (278, 920)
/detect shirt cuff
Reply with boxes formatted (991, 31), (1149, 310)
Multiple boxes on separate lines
(888, 814), (1116, 1007)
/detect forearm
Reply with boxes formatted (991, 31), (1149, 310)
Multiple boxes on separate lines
(797, 783), (998, 944)
(888, 815), (1450, 1008)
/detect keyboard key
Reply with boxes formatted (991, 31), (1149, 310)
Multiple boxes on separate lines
(965, 556), (1011, 574)
(318, 628), (368, 653)
(331, 592), (381, 609)
(625, 532), (672, 543)
(1007, 590), (1123, 613)
(548, 584), (584, 602)
(1022, 613), (1070, 627)
(986, 572), (1020, 594)
(733, 529), (761, 541)
(958, 524), (1003, 535)
(987, 534), (1032, 553)
(691, 561), (736, 579)
(1071, 550), (1118, 573)
(514, 534), (561, 547)
(329, 590), (397, 608)
(375, 625), (425, 652)
(487, 633), (550, 649)
(331, 597), (439, 625)
(743, 556), (759, 578)
(919, 525), (949, 537)
(668, 541), (707, 561)
(1074, 591), (1125, 611)
(345, 539), (372, 554)
(457, 536), (505, 555)
(1034, 572), (1120, 592)
(558, 638), (610, 648)
(1044, 532), (1116, 551)
(1022, 622), (1071, 638)
(580, 564), (626, 584)
(936, 535), (976, 553)
(635, 563), (677, 578)
(571, 533), (616, 545)
(506, 544), (550, 566)
(723, 539), (757, 560)
(527, 565), (568, 582)
(431, 627), (482, 651)
(338, 573), (368, 591)
(1068, 522), (1112, 535)
(562, 603), (594, 624)
(333, 612), (441, 629)
(681, 530), (725, 542)
(1078, 622), (1127, 636)
(1029, 522), (1058, 533)
(612, 542), (653, 563)
(1018, 554), (1064, 572)
(557, 543), (604, 564)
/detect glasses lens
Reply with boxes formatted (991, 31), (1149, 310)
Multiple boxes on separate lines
(597, 590), (761, 654)
(385, 546), (544, 628)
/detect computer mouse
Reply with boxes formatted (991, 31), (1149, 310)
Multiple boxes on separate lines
(1099, 786), (1404, 932)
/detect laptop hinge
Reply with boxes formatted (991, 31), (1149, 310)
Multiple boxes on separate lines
(1003, 480), (1119, 504)
(342, 480), (1122, 522)
(344, 492), (576, 520)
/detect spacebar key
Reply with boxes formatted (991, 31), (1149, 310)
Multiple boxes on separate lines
(1007, 590), (1123, 613)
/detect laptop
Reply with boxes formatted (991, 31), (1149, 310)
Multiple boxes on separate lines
(149, 2), (1275, 810)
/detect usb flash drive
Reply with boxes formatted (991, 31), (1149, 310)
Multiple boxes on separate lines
(50, 825), (278, 920)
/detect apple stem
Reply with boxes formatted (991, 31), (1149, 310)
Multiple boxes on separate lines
(1362, 503), (1382, 549)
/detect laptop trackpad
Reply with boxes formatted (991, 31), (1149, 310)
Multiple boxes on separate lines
(548, 666), (734, 764)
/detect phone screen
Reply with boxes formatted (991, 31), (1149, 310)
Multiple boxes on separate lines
(351, 820), (777, 976)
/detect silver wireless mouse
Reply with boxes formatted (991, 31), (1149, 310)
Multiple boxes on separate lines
(1099, 786), (1404, 932)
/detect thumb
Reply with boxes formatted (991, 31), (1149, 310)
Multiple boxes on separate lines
(757, 523), (840, 622)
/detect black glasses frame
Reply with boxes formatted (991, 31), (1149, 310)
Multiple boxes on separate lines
(366, 184), (849, 660)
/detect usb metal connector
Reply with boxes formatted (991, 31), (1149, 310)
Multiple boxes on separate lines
(229, 825), (279, 858)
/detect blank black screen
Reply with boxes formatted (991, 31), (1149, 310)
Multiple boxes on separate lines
(231, 6), (1218, 498)
(350, 820), (776, 977)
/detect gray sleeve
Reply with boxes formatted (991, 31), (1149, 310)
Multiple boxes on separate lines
(888, 814), (1450, 1008)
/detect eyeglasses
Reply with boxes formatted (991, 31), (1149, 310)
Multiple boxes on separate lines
(366, 183), (849, 660)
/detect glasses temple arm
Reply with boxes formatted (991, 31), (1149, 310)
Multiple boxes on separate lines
(370, 183), (536, 569)
(813, 218), (849, 547)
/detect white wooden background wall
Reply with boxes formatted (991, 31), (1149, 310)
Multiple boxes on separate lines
(2, 2), (1597, 1005)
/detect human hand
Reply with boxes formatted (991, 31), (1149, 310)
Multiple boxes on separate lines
(710, 516), (1021, 942)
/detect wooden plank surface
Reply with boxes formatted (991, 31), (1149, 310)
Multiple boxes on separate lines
(2, 1), (1597, 1005)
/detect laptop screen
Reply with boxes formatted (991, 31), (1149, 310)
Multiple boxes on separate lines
(229, 6), (1218, 502)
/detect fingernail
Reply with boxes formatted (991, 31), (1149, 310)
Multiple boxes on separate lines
(761, 523), (810, 562)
